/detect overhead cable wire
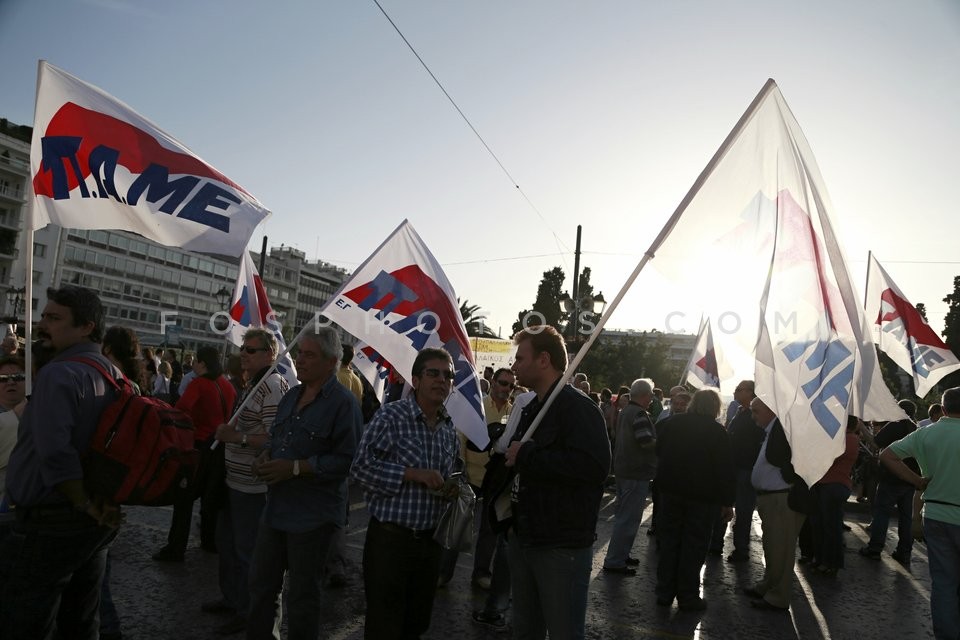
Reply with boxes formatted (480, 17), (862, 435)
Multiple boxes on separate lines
(371, 0), (571, 264)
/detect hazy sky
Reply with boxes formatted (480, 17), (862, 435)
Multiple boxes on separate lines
(2, 0), (958, 339)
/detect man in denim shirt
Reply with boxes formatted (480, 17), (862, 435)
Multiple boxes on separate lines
(0, 286), (121, 640)
(246, 326), (361, 640)
(352, 347), (461, 640)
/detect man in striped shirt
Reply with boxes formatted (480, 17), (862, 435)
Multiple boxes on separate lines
(205, 329), (290, 635)
(352, 347), (461, 640)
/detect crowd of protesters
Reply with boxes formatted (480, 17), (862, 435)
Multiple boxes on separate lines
(0, 286), (957, 640)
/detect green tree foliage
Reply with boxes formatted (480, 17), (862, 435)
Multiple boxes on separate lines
(578, 331), (677, 391)
(938, 276), (960, 390)
(458, 298), (498, 338)
(916, 302), (928, 323)
(512, 266), (566, 334)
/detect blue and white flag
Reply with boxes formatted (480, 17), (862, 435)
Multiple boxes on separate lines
(228, 252), (298, 389)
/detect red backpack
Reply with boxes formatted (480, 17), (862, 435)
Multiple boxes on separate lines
(72, 357), (199, 506)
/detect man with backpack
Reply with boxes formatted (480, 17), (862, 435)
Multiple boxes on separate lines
(0, 286), (122, 639)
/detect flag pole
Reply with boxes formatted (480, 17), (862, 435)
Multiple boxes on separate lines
(519, 79), (780, 443)
(864, 250), (873, 310)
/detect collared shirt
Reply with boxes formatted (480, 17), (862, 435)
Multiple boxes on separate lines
(751, 418), (791, 492)
(351, 394), (460, 531)
(6, 343), (117, 506)
(261, 375), (361, 533)
(336, 367), (364, 405)
(888, 415), (960, 526)
(225, 369), (289, 493)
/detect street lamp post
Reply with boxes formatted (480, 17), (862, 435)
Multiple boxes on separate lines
(557, 225), (607, 349)
(5, 286), (25, 318)
(214, 286), (232, 361)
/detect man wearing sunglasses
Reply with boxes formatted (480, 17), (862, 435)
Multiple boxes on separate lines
(0, 357), (26, 510)
(205, 329), (290, 635)
(352, 347), (461, 640)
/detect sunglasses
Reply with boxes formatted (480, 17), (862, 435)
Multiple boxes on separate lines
(241, 347), (270, 354)
(0, 374), (25, 383)
(422, 368), (455, 381)
(496, 379), (515, 389)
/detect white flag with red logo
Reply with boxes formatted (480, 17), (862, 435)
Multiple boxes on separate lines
(865, 254), (960, 397)
(684, 317), (730, 390)
(228, 252), (298, 388)
(30, 61), (269, 256)
(319, 220), (487, 449)
(352, 341), (392, 403)
(651, 80), (903, 486)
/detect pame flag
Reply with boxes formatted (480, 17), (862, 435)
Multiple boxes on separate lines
(229, 252), (298, 388)
(319, 220), (487, 449)
(29, 61), (269, 257)
(865, 254), (960, 397)
(651, 80), (903, 486)
(352, 341), (393, 403)
(684, 317), (729, 390)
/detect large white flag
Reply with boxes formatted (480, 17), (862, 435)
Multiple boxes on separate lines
(684, 316), (730, 390)
(30, 61), (269, 257)
(319, 220), (488, 449)
(653, 80), (903, 486)
(228, 253), (299, 389)
(865, 254), (960, 397)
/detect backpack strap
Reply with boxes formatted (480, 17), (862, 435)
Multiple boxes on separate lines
(65, 355), (124, 392)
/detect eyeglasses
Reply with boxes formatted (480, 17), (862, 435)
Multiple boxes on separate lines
(241, 346), (270, 354)
(422, 368), (455, 381)
(496, 379), (515, 389)
(0, 374), (25, 383)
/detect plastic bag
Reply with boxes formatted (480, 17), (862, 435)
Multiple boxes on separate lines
(433, 476), (477, 551)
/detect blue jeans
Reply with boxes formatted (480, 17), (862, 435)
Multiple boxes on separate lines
(0, 508), (118, 640)
(508, 536), (592, 640)
(867, 480), (915, 557)
(732, 469), (756, 556)
(603, 478), (650, 568)
(923, 518), (960, 640)
(246, 521), (337, 640)
(216, 489), (266, 615)
(655, 492), (717, 605)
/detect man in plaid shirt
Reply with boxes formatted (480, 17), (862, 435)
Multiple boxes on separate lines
(351, 347), (462, 640)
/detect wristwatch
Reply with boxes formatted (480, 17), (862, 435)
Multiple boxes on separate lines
(240, 434), (248, 448)
(293, 459), (301, 477)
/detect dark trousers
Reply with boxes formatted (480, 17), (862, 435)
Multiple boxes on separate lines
(732, 468), (756, 557)
(168, 440), (225, 553)
(0, 507), (118, 640)
(246, 521), (337, 640)
(812, 482), (850, 568)
(655, 492), (717, 605)
(363, 518), (442, 640)
(867, 480), (916, 557)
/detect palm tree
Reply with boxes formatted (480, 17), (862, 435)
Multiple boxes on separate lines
(458, 298), (498, 338)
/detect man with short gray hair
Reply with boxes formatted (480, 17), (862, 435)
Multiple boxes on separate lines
(602, 378), (656, 575)
(246, 327), (361, 639)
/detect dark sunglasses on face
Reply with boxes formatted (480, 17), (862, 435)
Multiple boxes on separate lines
(241, 347), (270, 354)
(496, 379), (515, 389)
(0, 374), (25, 383)
(422, 368), (455, 381)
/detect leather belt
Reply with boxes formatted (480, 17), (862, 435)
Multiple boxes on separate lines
(371, 517), (435, 540)
(755, 488), (791, 496)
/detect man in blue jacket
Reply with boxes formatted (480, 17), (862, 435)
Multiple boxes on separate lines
(505, 325), (611, 640)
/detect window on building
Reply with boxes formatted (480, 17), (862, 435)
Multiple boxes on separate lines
(109, 234), (129, 251)
(89, 230), (109, 246)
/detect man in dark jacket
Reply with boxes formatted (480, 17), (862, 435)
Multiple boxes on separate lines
(726, 380), (764, 562)
(504, 325), (611, 640)
(860, 399), (920, 564)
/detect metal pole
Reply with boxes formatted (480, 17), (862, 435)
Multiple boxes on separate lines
(258, 235), (268, 275)
(571, 225), (582, 341)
